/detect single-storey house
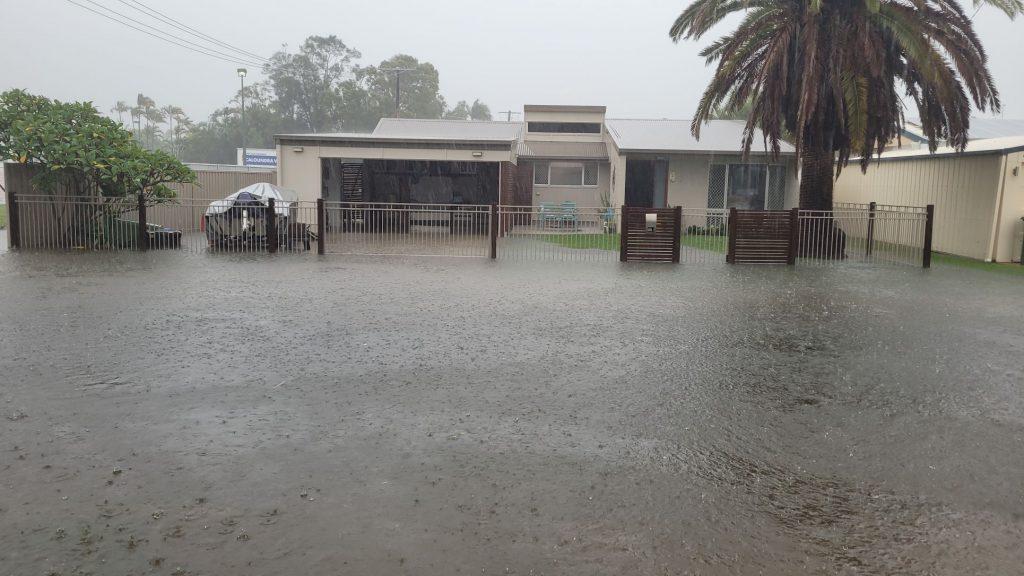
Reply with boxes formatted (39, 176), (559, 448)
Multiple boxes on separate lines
(275, 105), (799, 214)
(834, 136), (1024, 262)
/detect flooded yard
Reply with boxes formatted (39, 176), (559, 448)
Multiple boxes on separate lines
(0, 252), (1022, 575)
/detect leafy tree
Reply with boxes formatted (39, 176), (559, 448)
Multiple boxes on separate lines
(444, 100), (472, 121)
(126, 36), (496, 163)
(0, 89), (194, 203)
(444, 99), (492, 121)
(179, 84), (285, 164)
(355, 55), (447, 124)
(670, 0), (1016, 210)
(468, 99), (492, 121)
(265, 35), (361, 132)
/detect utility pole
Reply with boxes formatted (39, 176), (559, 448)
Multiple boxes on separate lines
(237, 68), (247, 166)
(498, 110), (521, 122)
(381, 68), (415, 118)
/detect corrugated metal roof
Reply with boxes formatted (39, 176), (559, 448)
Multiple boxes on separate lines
(516, 140), (608, 160)
(863, 135), (1024, 161)
(905, 118), (1024, 141)
(373, 118), (523, 141)
(964, 118), (1024, 140)
(605, 119), (795, 154)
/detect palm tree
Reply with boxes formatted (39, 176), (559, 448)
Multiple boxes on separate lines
(160, 105), (186, 156)
(143, 108), (165, 149)
(111, 101), (130, 127)
(670, 0), (1019, 210)
(129, 105), (143, 141)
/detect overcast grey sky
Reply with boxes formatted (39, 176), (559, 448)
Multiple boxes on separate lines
(2, 0), (1022, 122)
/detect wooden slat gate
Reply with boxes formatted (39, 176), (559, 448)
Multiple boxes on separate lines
(619, 206), (681, 263)
(727, 208), (799, 265)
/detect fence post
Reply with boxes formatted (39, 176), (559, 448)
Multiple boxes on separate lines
(137, 192), (148, 251)
(619, 206), (628, 262)
(671, 205), (682, 264)
(316, 198), (325, 255)
(726, 207), (737, 264)
(266, 197), (278, 253)
(922, 204), (934, 268)
(6, 185), (19, 249)
(866, 201), (876, 256)
(787, 207), (799, 265)
(489, 203), (498, 259)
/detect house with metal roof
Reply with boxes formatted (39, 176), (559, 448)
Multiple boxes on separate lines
(275, 105), (799, 214)
(835, 136), (1024, 262)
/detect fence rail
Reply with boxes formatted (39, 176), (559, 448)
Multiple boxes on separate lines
(322, 202), (491, 257)
(7, 194), (321, 254)
(498, 205), (620, 262)
(797, 206), (930, 266)
(3, 192), (934, 268)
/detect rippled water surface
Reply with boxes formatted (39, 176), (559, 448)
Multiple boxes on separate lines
(0, 252), (1021, 575)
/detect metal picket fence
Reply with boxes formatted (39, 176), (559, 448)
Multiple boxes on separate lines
(497, 205), (620, 262)
(322, 202), (491, 257)
(6, 194), (321, 254)
(4, 192), (934, 268)
(799, 204), (932, 266)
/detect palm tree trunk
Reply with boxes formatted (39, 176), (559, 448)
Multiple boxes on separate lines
(798, 140), (846, 258)
(798, 144), (836, 210)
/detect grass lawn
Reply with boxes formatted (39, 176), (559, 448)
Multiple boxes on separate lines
(933, 252), (1024, 276)
(538, 232), (1024, 274)
(0, 204), (5, 230)
(539, 232), (728, 253)
(538, 233), (618, 250)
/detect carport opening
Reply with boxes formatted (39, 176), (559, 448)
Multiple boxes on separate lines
(322, 159), (499, 205)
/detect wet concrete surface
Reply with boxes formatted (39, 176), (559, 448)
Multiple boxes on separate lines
(0, 251), (1022, 575)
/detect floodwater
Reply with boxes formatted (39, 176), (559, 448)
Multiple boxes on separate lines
(0, 252), (1022, 575)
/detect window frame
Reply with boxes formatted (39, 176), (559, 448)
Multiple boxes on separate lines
(533, 161), (600, 188)
(708, 162), (786, 210)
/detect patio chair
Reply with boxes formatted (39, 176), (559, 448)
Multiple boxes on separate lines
(538, 202), (560, 228)
(601, 207), (616, 234)
(559, 201), (579, 230)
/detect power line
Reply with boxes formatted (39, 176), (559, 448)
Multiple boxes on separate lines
(116, 0), (268, 63)
(78, 0), (265, 66)
(66, 0), (264, 67)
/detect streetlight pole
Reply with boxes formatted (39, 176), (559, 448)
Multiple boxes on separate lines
(237, 68), (247, 166)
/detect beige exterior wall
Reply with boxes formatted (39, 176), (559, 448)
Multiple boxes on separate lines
(833, 153), (1005, 261)
(168, 168), (276, 201)
(530, 162), (610, 207)
(604, 132), (627, 208)
(991, 151), (1024, 262)
(523, 108), (606, 143)
(277, 143), (323, 203)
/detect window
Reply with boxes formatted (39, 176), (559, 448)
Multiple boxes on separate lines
(533, 161), (599, 187)
(550, 164), (584, 186)
(527, 122), (602, 134)
(727, 164), (767, 210)
(533, 162), (549, 185)
(707, 163), (786, 210)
